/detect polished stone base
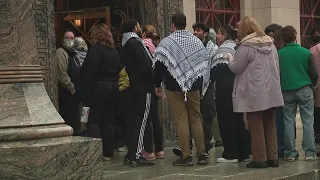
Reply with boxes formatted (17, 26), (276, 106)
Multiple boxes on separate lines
(0, 136), (103, 180)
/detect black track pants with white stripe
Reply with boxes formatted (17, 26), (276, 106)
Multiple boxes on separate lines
(126, 91), (152, 161)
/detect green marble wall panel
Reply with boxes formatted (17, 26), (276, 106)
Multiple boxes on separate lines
(0, 137), (103, 180)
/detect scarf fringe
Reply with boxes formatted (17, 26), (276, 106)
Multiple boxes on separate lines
(211, 53), (229, 68)
(201, 40), (235, 97)
(155, 54), (206, 92)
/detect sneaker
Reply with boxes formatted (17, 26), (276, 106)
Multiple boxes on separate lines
(217, 158), (238, 163)
(173, 147), (192, 157)
(142, 152), (156, 161)
(284, 154), (299, 162)
(118, 146), (128, 152)
(204, 152), (210, 158)
(215, 141), (223, 147)
(246, 161), (268, 168)
(198, 155), (209, 165)
(130, 156), (155, 167)
(155, 151), (165, 159)
(267, 160), (279, 167)
(306, 155), (318, 161)
(103, 156), (112, 161)
(173, 156), (194, 166)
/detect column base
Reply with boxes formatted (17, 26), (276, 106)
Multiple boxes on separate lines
(0, 136), (103, 180)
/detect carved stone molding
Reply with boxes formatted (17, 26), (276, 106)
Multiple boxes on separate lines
(33, 0), (58, 108)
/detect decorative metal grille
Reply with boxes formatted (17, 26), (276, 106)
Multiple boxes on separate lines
(196, 0), (240, 30)
(300, 0), (320, 47)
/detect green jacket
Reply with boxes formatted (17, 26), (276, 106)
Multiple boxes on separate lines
(278, 43), (317, 91)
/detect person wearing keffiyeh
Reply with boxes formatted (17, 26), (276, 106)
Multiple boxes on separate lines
(120, 19), (155, 167)
(172, 22), (218, 159)
(210, 24), (250, 164)
(154, 13), (209, 166)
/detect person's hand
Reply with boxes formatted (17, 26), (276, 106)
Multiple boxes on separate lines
(71, 89), (76, 95)
(226, 53), (234, 61)
(155, 87), (163, 98)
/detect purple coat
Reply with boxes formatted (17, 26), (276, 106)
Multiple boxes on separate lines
(228, 33), (284, 112)
(310, 43), (320, 107)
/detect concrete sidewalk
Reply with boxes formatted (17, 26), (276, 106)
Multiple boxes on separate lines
(104, 125), (319, 180)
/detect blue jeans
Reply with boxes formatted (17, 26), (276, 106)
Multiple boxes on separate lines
(283, 87), (316, 157)
(276, 107), (285, 155)
(276, 107), (297, 157)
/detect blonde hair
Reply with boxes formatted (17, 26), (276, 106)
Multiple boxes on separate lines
(238, 17), (266, 40)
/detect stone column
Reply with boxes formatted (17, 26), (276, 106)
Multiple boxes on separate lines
(240, 0), (300, 43)
(142, 0), (183, 39)
(0, 1), (102, 179)
(141, 0), (183, 143)
(183, 0), (196, 31)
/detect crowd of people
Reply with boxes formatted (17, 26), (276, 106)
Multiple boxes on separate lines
(55, 13), (320, 168)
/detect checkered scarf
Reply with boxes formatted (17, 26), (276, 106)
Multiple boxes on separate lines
(201, 40), (218, 97)
(122, 32), (153, 62)
(211, 39), (236, 68)
(154, 30), (209, 92)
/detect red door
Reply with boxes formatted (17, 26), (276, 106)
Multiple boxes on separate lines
(300, 0), (320, 48)
(196, 0), (240, 30)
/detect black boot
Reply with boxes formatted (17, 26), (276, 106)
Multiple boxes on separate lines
(130, 156), (155, 167)
(123, 156), (131, 166)
(267, 160), (279, 167)
(246, 161), (268, 168)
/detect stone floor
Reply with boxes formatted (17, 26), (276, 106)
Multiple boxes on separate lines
(103, 116), (320, 180)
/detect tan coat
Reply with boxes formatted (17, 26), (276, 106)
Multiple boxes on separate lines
(310, 43), (320, 107)
(228, 33), (284, 112)
(55, 48), (75, 93)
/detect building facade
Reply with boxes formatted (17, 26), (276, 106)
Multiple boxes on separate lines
(190, 0), (318, 48)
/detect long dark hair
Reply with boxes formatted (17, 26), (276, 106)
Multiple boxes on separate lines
(219, 24), (238, 41)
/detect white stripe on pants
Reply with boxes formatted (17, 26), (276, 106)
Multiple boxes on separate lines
(136, 93), (151, 158)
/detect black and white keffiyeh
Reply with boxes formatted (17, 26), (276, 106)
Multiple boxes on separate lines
(207, 41), (218, 59)
(201, 40), (218, 97)
(122, 32), (154, 62)
(154, 30), (209, 92)
(211, 39), (236, 68)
